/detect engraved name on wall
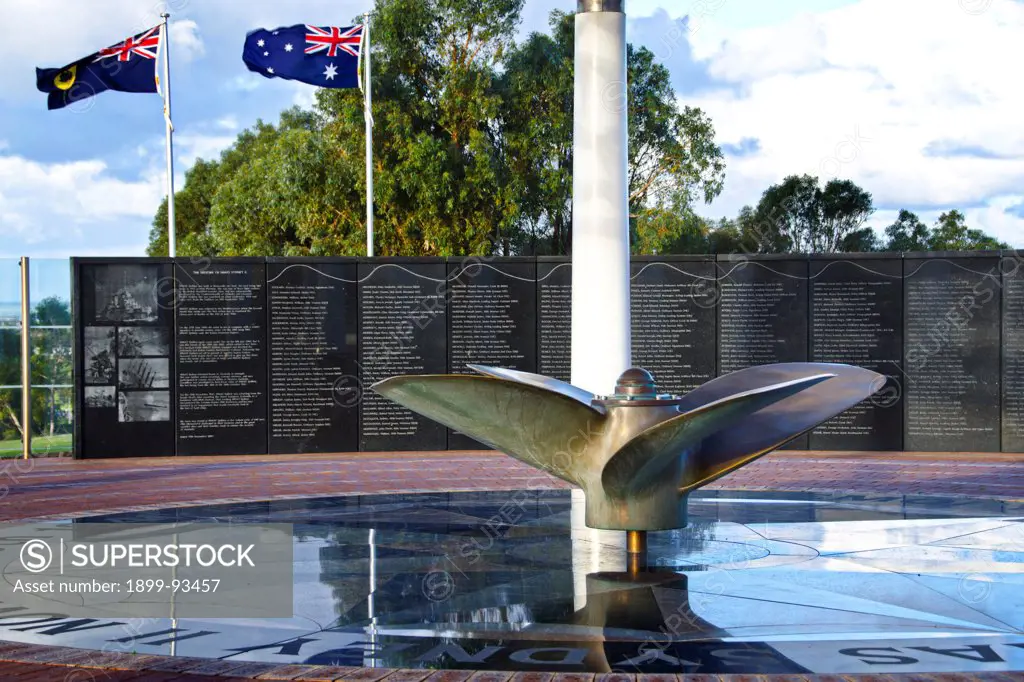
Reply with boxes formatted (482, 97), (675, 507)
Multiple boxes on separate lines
(809, 258), (903, 451)
(358, 261), (448, 451)
(268, 262), (358, 454)
(904, 256), (1000, 452)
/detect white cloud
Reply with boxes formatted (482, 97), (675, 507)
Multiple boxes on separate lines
(292, 83), (318, 110)
(0, 141), (8, 152)
(174, 131), (236, 166)
(215, 115), (238, 131)
(0, 152), (162, 255)
(225, 74), (263, 93)
(685, 0), (1024, 245)
(168, 19), (204, 62)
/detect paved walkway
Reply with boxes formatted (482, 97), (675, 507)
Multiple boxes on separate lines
(0, 450), (1022, 681)
(1, 450), (1022, 522)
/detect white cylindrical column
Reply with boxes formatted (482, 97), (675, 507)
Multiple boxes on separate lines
(570, 0), (630, 612)
(571, 0), (631, 397)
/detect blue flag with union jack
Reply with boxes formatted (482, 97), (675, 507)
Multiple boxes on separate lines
(242, 24), (363, 89)
(36, 25), (161, 110)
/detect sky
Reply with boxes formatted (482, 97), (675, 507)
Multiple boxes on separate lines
(1, 0), (1022, 261)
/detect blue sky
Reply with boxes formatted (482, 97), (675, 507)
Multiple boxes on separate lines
(1, 0), (1022, 259)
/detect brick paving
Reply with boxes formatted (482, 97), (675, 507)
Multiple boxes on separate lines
(0, 449), (1021, 680)
(0, 450), (1021, 522)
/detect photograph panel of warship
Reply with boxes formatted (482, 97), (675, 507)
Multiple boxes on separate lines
(118, 358), (170, 389)
(117, 327), (170, 357)
(95, 265), (161, 324)
(83, 326), (116, 385)
(84, 386), (116, 409)
(118, 390), (170, 422)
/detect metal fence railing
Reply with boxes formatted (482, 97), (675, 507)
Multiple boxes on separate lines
(1, 258), (74, 459)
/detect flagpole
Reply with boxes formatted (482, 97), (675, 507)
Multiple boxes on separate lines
(363, 13), (374, 257)
(161, 13), (177, 258)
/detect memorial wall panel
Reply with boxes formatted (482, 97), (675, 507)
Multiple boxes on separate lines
(174, 260), (268, 456)
(904, 254), (1001, 452)
(718, 256), (809, 448)
(1003, 253), (1024, 452)
(447, 259), (538, 450)
(630, 258), (716, 395)
(74, 259), (175, 458)
(267, 260), (359, 454)
(358, 259), (448, 451)
(73, 253), (1014, 458)
(537, 259), (571, 383)
(808, 256), (904, 451)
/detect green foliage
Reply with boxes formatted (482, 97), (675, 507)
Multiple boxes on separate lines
(0, 298), (72, 443)
(926, 210), (1008, 251)
(883, 209), (930, 252)
(148, 2), (725, 257)
(697, 184), (1007, 256)
(31, 296), (72, 325)
(877, 208), (1007, 252)
(733, 174), (874, 254)
(839, 227), (882, 252)
(646, 211), (714, 254)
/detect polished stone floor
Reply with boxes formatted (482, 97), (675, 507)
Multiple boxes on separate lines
(1, 490), (1021, 675)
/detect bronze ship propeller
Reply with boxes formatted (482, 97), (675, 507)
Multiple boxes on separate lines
(372, 363), (885, 532)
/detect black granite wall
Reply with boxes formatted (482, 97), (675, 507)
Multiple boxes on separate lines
(537, 258), (571, 383)
(631, 257), (716, 396)
(74, 259), (175, 458)
(267, 259), (359, 454)
(447, 258), (537, 450)
(356, 259), (448, 452)
(808, 255), (904, 451)
(72, 253), (1022, 457)
(717, 255), (810, 449)
(903, 253), (1001, 452)
(1002, 252), (1024, 452)
(174, 259), (268, 456)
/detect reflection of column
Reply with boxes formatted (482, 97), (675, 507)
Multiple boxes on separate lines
(170, 530), (178, 657)
(570, 489), (625, 611)
(366, 528), (377, 668)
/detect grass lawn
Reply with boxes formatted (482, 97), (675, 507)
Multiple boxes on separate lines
(0, 433), (72, 458)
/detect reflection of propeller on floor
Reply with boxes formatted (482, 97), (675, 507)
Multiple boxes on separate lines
(563, 570), (721, 673)
(373, 363), (885, 531)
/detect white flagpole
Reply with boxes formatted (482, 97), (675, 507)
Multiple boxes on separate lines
(363, 14), (374, 257)
(160, 13), (177, 258)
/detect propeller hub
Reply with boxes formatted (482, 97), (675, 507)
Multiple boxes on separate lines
(594, 368), (683, 407)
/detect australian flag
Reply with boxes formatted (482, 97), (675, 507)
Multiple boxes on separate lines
(243, 24), (363, 89)
(36, 25), (161, 110)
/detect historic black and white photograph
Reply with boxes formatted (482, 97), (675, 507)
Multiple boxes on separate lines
(118, 327), (170, 357)
(84, 386), (116, 408)
(118, 390), (170, 423)
(84, 326), (117, 385)
(118, 358), (170, 389)
(95, 264), (161, 323)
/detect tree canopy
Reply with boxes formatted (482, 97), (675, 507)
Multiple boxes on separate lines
(148, 3), (725, 258)
(147, 0), (1009, 258)
(693, 179), (1007, 255)
(726, 174), (875, 254)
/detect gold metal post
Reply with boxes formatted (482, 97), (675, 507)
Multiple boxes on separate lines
(20, 257), (30, 460)
(626, 530), (647, 574)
